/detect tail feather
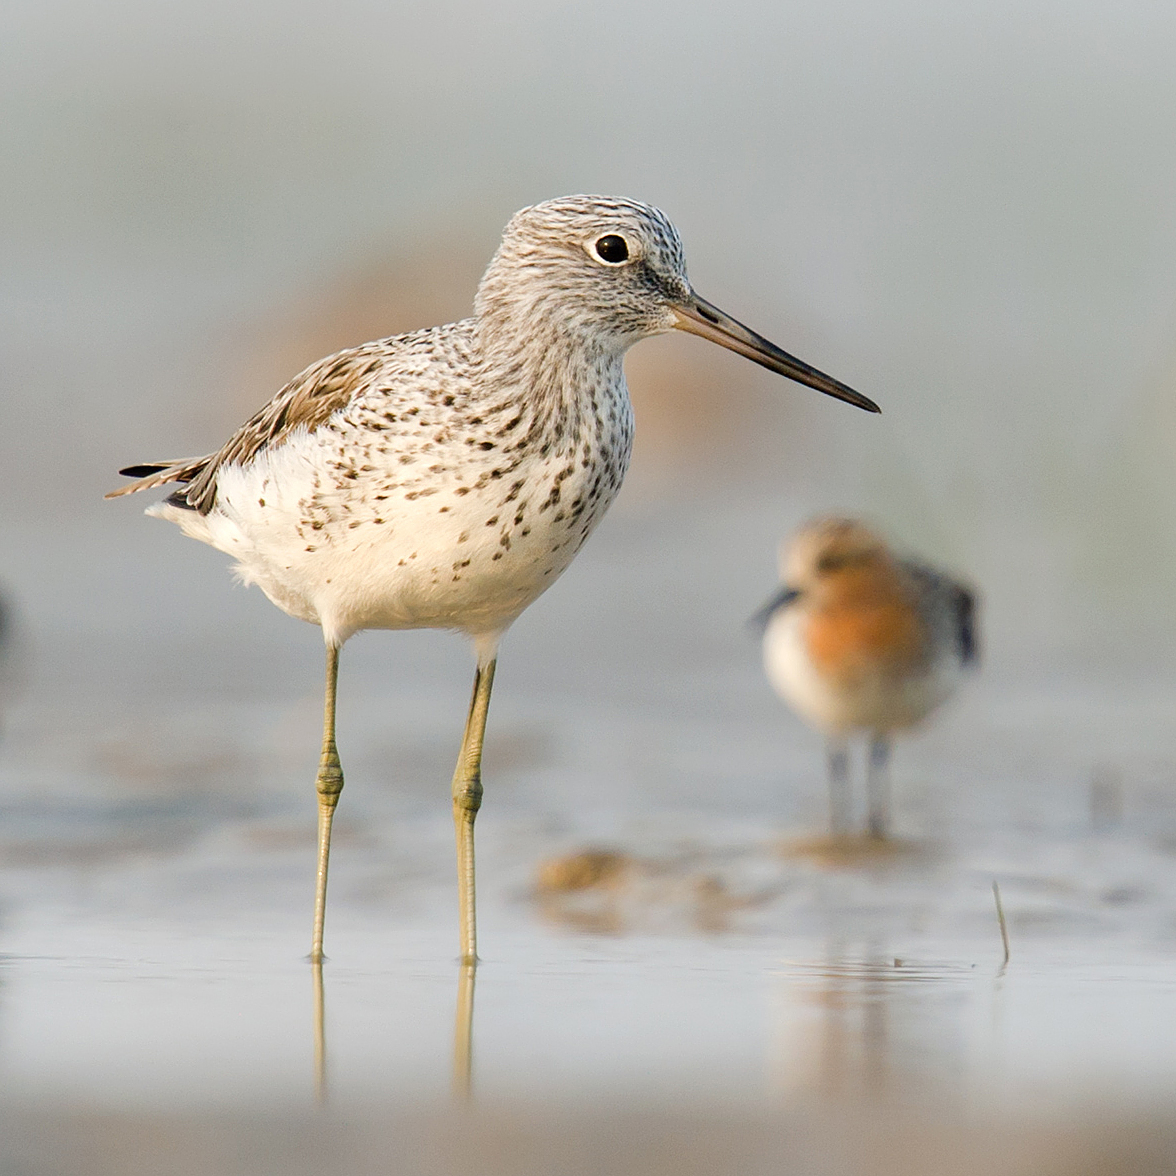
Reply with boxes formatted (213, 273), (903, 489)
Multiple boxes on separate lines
(104, 456), (211, 500)
(118, 463), (176, 478)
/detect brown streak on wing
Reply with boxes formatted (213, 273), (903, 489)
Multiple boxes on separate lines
(176, 345), (385, 514)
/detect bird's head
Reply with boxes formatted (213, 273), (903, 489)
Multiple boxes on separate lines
(783, 517), (891, 588)
(476, 195), (878, 412)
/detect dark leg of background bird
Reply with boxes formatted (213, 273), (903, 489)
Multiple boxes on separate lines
(451, 655), (497, 964)
(867, 734), (891, 839)
(827, 740), (850, 835)
(311, 644), (344, 963)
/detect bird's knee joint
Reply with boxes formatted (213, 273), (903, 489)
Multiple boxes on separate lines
(317, 744), (344, 803)
(453, 776), (483, 814)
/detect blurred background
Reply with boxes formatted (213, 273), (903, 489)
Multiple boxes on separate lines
(7, 0), (1176, 677)
(4, 0), (1176, 1164)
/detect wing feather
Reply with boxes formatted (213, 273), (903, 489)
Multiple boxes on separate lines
(106, 343), (388, 512)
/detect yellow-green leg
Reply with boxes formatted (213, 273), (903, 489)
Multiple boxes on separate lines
(451, 656), (497, 964)
(311, 643), (344, 964)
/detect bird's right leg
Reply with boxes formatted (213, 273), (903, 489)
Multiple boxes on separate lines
(311, 643), (344, 964)
(451, 654), (497, 965)
(866, 734), (891, 840)
(827, 738), (850, 836)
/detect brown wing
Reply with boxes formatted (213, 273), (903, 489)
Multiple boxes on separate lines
(106, 344), (388, 513)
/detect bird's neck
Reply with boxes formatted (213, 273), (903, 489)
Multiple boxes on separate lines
(473, 303), (628, 415)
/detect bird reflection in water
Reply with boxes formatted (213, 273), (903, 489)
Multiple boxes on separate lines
(453, 961), (476, 1100)
(310, 959), (477, 1104)
(312, 959), (328, 1105)
(771, 944), (973, 1100)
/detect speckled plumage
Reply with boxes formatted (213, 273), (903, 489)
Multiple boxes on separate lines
(110, 195), (874, 653)
(109, 195), (875, 960)
(153, 318), (631, 646)
(110, 198), (692, 647)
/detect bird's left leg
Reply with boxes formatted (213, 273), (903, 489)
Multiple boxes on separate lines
(827, 738), (851, 836)
(451, 651), (498, 965)
(311, 643), (344, 963)
(866, 734), (891, 839)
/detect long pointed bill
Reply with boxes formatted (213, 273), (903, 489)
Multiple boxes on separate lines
(672, 294), (880, 413)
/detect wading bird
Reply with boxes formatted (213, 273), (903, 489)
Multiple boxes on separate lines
(109, 196), (877, 962)
(757, 518), (976, 838)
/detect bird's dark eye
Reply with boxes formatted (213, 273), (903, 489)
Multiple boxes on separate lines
(594, 234), (629, 264)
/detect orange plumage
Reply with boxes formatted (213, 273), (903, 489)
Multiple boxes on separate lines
(758, 518), (977, 838)
(803, 560), (929, 687)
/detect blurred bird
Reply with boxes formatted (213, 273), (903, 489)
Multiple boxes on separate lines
(757, 518), (976, 839)
(107, 196), (878, 964)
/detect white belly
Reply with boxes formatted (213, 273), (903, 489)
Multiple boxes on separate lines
(149, 422), (628, 646)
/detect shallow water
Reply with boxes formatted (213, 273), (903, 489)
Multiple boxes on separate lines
(3, 508), (1176, 1161)
(5, 470), (1176, 1175)
(3, 778), (1176, 1174)
(5, 900), (1176, 1113)
(3, 527), (1176, 1148)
